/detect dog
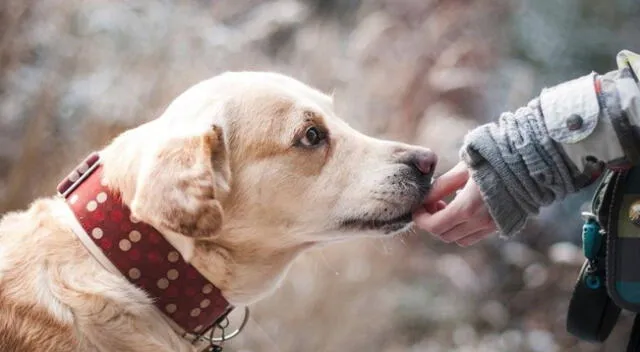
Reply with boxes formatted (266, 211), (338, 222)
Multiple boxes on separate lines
(0, 72), (436, 351)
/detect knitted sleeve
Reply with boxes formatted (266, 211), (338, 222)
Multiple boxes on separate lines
(460, 50), (640, 237)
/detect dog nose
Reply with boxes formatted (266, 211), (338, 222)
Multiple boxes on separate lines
(410, 149), (437, 175)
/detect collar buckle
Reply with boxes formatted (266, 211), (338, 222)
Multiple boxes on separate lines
(194, 306), (250, 352)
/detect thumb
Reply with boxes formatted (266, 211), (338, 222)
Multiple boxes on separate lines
(424, 161), (469, 203)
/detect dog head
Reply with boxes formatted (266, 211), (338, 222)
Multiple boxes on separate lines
(100, 72), (436, 302)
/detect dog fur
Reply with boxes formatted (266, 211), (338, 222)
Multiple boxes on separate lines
(0, 72), (434, 351)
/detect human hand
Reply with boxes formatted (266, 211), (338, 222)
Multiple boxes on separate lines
(413, 162), (497, 246)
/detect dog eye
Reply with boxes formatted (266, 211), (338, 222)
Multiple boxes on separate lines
(300, 126), (326, 147)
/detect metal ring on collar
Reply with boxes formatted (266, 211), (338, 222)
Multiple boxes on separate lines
(210, 306), (251, 343)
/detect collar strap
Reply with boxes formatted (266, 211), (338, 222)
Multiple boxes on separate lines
(57, 153), (233, 336)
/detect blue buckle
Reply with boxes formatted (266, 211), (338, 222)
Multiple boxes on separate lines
(581, 212), (602, 261)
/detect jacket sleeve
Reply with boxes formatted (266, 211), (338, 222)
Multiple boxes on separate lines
(460, 50), (640, 237)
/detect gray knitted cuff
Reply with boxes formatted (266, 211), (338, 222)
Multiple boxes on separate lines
(469, 161), (529, 237)
(461, 128), (531, 237)
(459, 98), (580, 237)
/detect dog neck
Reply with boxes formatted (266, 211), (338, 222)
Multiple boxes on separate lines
(191, 228), (315, 305)
(57, 153), (233, 337)
(61, 150), (316, 336)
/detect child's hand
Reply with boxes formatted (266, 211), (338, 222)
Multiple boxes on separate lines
(413, 162), (497, 246)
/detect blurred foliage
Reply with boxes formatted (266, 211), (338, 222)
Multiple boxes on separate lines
(1, 0), (639, 351)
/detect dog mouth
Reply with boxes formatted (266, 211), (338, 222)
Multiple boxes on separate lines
(337, 172), (433, 235)
(339, 211), (414, 234)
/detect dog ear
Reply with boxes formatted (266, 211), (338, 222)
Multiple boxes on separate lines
(130, 125), (231, 238)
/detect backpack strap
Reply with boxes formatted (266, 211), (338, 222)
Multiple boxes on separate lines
(567, 169), (622, 341)
(566, 259), (621, 342)
(628, 315), (640, 352)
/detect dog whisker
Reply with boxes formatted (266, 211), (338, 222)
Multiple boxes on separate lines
(398, 235), (407, 247)
(371, 238), (391, 256)
(318, 250), (340, 276)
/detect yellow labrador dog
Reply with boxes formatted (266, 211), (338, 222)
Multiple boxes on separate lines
(0, 72), (436, 351)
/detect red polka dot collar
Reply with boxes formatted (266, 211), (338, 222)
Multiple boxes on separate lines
(57, 152), (233, 342)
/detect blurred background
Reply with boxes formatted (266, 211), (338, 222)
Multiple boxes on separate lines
(1, 0), (639, 351)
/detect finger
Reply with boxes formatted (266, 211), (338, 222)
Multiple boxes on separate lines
(422, 200), (447, 214)
(438, 211), (494, 243)
(424, 162), (469, 204)
(414, 180), (480, 234)
(440, 218), (492, 243)
(455, 229), (496, 247)
(413, 201), (466, 235)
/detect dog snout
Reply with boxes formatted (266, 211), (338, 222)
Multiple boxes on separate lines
(399, 148), (437, 176)
(413, 149), (437, 175)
